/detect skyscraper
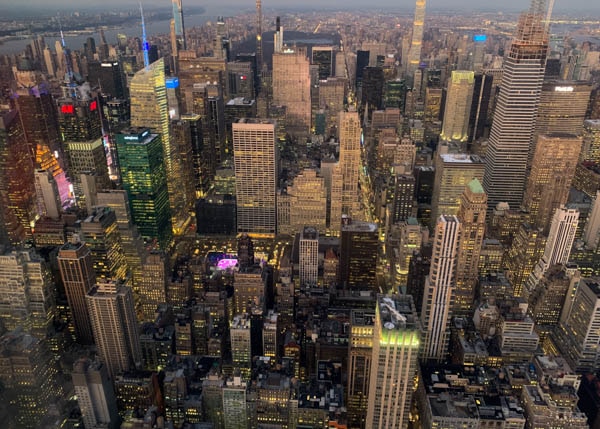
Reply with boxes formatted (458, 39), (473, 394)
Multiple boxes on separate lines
(454, 180), (487, 315)
(272, 49), (311, 135)
(440, 70), (475, 144)
(421, 215), (460, 362)
(33, 169), (61, 219)
(348, 309), (375, 428)
(339, 110), (362, 218)
(130, 58), (186, 235)
(483, 0), (551, 210)
(522, 133), (582, 232)
(172, 0), (186, 51)
(407, 0), (426, 80)
(233, 119), (277, 237)
(58, 241), (96, 345)
(339, 218), (379, 289)
(366, 295), (420, 428)
(0, 110), (36, 244)
(299, 226), (319, 286)
(72, 358), (120, 429)
(115, 128), (173, 249)
(255, 0), (263, 73)
(86, 280), (141, 379)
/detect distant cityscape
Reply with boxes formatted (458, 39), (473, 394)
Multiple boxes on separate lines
(0, 0), (600, 428)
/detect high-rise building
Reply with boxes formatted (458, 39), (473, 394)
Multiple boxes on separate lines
(467, 72), (493, 143)
(64, 137), (110, 210)
(0, 110), (36, 245)
(312, 46), (334, 80)
(339, 218), (379, 289)
(532, 80), (592, 160)
(0, 250), (56, 340)
(421, 215), (460, 362)
(283, 169), (327, 235)
(223, 376), (248, 429)
(348, 309), (375, 428)
(0, 330), (58, 429)
(72, 357), (120, 429)
(233, 119), (277, 237)
(272, 49), (311, 134)
(366, 295), (420, 429)
(407, 0), (426, 80)
(454, 179), (487, 315)
(88, 61), (126, 99)
(483, 0), (551, 210)
(170, 119), (196, 234)
(81, 206), (127, 282)
(115, 128), (173, 249)
(581, 119), (600, 163)
(554, 278), (600, 373)
(391, 174), (416, 224)
(233, 265), (265, 316)
(339, 110), (362, 218)
(139, 252), (168, 322)
(58, 241), (96, 344)
(230, 313), (251, 370)
(431, 152), (485, 225)
(299, 226), (319, 286)
(504, 223), (547, 297)
(538, 207), (579, 271)
(172, 0), (186, 51)
(522, 133), (582, 232)
(33, 169), (61, 219)
(130, 58), (186, 235)
(86, 280), (141, 379)
(440, 70), (475, 144)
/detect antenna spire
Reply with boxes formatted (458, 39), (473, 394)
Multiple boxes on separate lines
(140, 2), (150, 69)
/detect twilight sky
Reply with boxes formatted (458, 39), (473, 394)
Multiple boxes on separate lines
(4, 0), (598, 13)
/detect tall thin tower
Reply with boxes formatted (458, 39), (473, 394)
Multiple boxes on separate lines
(482, 0), (551, 211)
(406, 0), (426, 80)
(172, 0), (186, 51)
(256, 0), (263, 72)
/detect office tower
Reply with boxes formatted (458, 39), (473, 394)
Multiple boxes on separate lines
(223, 377), (248, 429)
(440, 71), (475, 144)
(130, 58), (185, 235)
(0, 330), (57, 429)
(318, 77), (346, 135)
(57, 87), (102, 144)
(538, 207), (579, 271)
(81, 206), (127, 282)
(581, 119), (600, 163)
(339, 110), (362, 217)
(0, 110), (36, 245)
(339, 218), (379, 289)
(522, 134), (582, 232)
(65, 137), (111, 209)
(96, 190), (146, 299)
(299, 227), (319, 286)
(583, 191), (600, 250)
(274, 16), (284, 54)
(384, 79), (407, 110)
(139, 252), (168, 322)
(172, 0), (186, 51)
(431, 152), (485, 225)
(86, 280), (141, 379)
(180, 114), (208, 197)
(483, 0), (550, 210)
(366, 295), (420, 429)
(227, 61), (255, 99)
(58, 241), (96, 344)
(454, 180), (487, 315)
(88, 61), (126, 99)
(34, 169), (61, 219)
(421, 215), (460, 362)
(504, 223), (547, 297)
(554, 278), (600, 373)
(170, 120), (195, 233)
(407, 0), (426, 79)
(230, 313), (251, 370)
(355, 50), (370, 88)
(347, 309), (375, 428)
(391, 174), (416, 224)
(263, 310), (278, 357)
(255, 0), (263, 72)
(284, 169), (327, 235)
(234, 265), (265, 316)
(313, 46), (334, 80)
(533, 80), (592, 157)
(115, 128), (173, 249)
(72, 358), (120, 429)
(272, 49), (311, 134)
(233, 119), (277, 237)
(467, 72), (493, 143)
(0, 250), (56, 340)
(361, 67), (385, 113)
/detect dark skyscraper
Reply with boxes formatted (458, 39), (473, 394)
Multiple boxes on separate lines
(340, 218), (379, 289)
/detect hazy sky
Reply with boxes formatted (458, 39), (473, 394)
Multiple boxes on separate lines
(4, 0), (599, 13)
